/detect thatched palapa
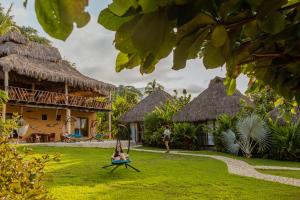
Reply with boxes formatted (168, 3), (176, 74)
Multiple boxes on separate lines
(0, 31), (115, 95)
(173, 77), (247, 122)
(120, 90), (173, 123)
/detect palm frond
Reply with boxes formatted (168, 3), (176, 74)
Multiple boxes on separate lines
(222, 129), (239, 155)
(236, 114), (271, 157)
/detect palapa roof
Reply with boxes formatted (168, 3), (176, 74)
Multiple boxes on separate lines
(173, 77), (247, 122)
(120, 90), (173, 123)
(0, 31), (115, 95)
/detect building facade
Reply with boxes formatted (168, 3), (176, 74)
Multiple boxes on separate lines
(0, 31), (115, 141)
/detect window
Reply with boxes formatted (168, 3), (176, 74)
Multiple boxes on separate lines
(56, 115), (61, 121)
(42, 114), (47, 120)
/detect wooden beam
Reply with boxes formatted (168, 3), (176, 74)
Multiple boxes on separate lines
(7, 102), (111, 112)
(2, 70), (9, 121)
(108, 90), (112, 139)
(65, 82), (71, 134)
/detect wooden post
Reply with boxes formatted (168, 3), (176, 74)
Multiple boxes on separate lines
(65, 82), (71, 134)
(108, 90), (112, 139)
(2, 70), (9, 121)
(32, 83), (35, 91)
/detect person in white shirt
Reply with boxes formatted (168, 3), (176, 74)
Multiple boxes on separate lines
(163, 125), (171, 153)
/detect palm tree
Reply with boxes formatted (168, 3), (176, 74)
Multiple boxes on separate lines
(145, 80), (164, 95)
(222, 114), (270, 158)
(0, 4), (18, 36)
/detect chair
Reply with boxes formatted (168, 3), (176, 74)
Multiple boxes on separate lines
(102, 124), (140, 173)
(68, 129), (82, 138)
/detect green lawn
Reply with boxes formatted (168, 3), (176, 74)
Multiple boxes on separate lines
(139, 146), (300, 168)
(23, 146), (300, 200)
(257, 169), (300, 179)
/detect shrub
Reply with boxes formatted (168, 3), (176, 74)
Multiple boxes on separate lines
(267, 120), (300, 161)
(0, 115), (59, 199)
(143, 112), (165, 146)
(212, 114), (237, 152)
(172, 123), (197, 150)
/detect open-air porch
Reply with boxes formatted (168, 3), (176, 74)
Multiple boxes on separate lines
(0, 31), (115, 142)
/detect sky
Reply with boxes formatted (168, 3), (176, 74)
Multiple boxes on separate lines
(2, 0), (249, 97)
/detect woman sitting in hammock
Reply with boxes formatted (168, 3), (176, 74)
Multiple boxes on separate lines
(112, 144), (129, 161)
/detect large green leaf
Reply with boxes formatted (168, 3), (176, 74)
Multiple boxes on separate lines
(116, 52), (129, 72)
(35, 0), (90, 41)
(257, 11), (286, 34)
(115, 17), (140, 53)
(211, 25), (228, 47)
(116, 52), (141, 72)
(176, 13), (216, 43)
(98, 8), (134, 31)
(257, 0), (288, 18)
(138, 0), (169, 13)
(173, 28), (209, 70)
(173, 33), (197, 70)
(243, 21), (258, 38)
(131, 11), (170, 54)
(108, 0), (133, 16)
(140, 53), (157, 74)
(188, 28), (210, 59)
(203, 43), (225, 69)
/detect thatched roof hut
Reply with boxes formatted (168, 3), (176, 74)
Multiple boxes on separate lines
(173, 77), (247, 122)
(120, 90), (173, 123)
(0, 31), (115, 95)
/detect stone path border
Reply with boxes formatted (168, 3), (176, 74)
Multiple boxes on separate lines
(254, 166), (300, 171)
(132, 148), (300, 187)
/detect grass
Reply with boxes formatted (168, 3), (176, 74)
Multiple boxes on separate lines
(257, 169), (300, 179)
(21, 146), (300, 200)
(139, 146), (300, 168)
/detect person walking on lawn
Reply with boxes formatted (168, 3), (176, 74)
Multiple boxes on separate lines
(163, 125), (171, 153)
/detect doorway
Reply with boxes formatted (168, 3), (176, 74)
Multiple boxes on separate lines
(75, 117), (88, 137)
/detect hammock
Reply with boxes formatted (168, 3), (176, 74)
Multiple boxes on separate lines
(102, 124), (140, 173)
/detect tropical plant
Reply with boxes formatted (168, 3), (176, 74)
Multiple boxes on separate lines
(174, 89), (192, 108)
(0, 96), (59, 199)
(18, 26), (51, 45)
(143, 111), (165, 146)
(114, 85), (143, 103)
(144, 80), (164, 95)
(0, 4), (17, 36)
(222, 114), (270, 158)
(97, 85), (141, 135)
(213, 114), (237, 151)
(172, 123), (197, 150)
(268, 120), (300, 160)
(222, 129), (240, 155)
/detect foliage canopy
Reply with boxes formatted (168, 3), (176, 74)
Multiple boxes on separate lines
(31, 0), (300, 100)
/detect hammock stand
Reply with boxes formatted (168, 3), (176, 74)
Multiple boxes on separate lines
(102, 124), (140, 173)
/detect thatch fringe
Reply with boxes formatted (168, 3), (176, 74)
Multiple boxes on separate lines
(0, 54), (115, 94)
(120, 90), (173, 123)
(0, 41), (61, 62)
(173, 77), (248, 122)
(0, 31), (28, 44)
(0, 31), (115, 94)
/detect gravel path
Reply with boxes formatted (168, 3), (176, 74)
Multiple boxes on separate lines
(133, 148), (300, 187)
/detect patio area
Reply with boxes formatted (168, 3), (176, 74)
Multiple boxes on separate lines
(21, 140), (137, 148)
